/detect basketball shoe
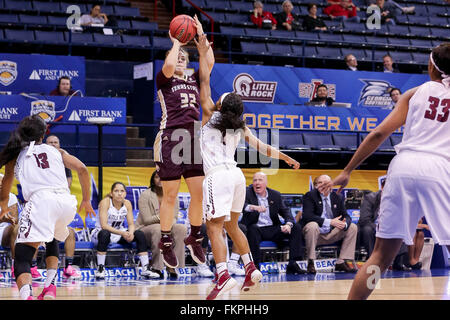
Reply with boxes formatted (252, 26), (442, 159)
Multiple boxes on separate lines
(241, 262), (263, 291)
(206, 270), (237, 300)
(37, 284), (56, 300)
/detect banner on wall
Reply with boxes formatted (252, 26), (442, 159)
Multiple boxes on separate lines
(153, 60), (428, 113)
(0, 53), (85, 95)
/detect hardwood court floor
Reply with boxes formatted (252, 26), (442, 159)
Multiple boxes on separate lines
(1, 269), (449, 300)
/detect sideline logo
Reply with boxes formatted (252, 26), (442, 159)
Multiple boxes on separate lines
(233, 73), (277, 103)
(0, 60), (18, 86)
(358, 79), (393, 107)
(30, 100), (56, 122)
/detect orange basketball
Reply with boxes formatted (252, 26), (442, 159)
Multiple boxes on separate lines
(169, 15), (196, 43)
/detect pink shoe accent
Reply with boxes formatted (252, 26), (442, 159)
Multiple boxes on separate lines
(30, 266), (42, 280)
(63, 265), (81, 279)
(37, 284), (56, 300)
(27, 296), (34, 300)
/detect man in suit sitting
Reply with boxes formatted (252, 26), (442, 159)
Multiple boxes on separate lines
(302, 174), (358, 274)
(241, 172), (306, 274)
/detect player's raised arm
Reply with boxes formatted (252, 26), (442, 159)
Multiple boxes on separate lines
(244, 126), (300, 169)
(194, 15), (214, 73)
(194, 34), (216, 125)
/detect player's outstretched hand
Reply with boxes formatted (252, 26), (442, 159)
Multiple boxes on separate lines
(194, 34), (211, 55)
(193, 14), (204, 36)
(79, 200), (96, 218)
(284, 156), (300, 170)
(318, 171), (350, 195)
(168, 31), (188, 46)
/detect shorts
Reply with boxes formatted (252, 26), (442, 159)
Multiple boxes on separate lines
(376, 151), (450, 245)
(154, 123), (204, 181)
(203, 165), (246, 222)
(90, 228), (126, 245)
(17, 190), (77, 244)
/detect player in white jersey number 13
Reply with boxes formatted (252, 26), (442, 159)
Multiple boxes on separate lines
(318, 43), (450, 300)
(195, 34), (300, 300)
(0, 115), (95, 300)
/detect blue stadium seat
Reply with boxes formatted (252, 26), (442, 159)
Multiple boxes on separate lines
(343, 21), (364, 32)
(93, 33), (123, 46)
(295, 30), (319, 41)
(332, 133), (358, 151)
(263, 3), (279, 13)
(114, 5), (140, 17)
(427, 5), (445, 16)
(318, 32), (343, 42)
(152, 36), (172, 49)
(204, 0), (230, 10)
(4, 0), (33, 11)
(387, 25), (409, 36)
(387, 37), (411, 47)
(244, 28), (271, 38)
(229, 1), (252, 13)
(342, 34), (365, 44)
(316, 47), (342, 59)
(279, 131), (310, 150)
(291, 45), (317, 57)
(341, 48), (367, 61)
(431, 17), (449, 27)
(205, 11), (226, 23)
(409, 38), (432, 48)
(390, 134), (402, 146)
(0, 13), (18, 23)
(303, 133), (341, 151)
(48, 15), (68, 25)
(181, 0), (205, 9)
(224, 13), (249, 24)
(130, 20), (158, 31)
(100, 5), (115, 15)
(389, 51), (413, 63)
(361, 133), (394, 152)
(364, 49), (388, 61)
(430, 28), (450, 39)
(413, 4), (429, 16)
(220, 26), (245, 36)
(35, 30), (65, 43)
(60, 3), (87, 14)
(270, 29), (295, 39)
(407, 15), (430, 25)
(4, 29), (34, 41)
(0, 29), (3, 39)
(33, 1), (61, 12)
(240, 41), (268, 54)
(122, 34), (150, 47)
(364, 35), (389, 45)
(267, 43), (293, 56)
(116, 19), (131, 29)
(68, 32), (94, 45)
(408, 26), (431, 38)
(19, 14), (47, 25)
(412, 52), (430, 65)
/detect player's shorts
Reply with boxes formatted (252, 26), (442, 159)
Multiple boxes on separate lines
(203, 164), (246, 222)
(90, 227), (126, 245)
(376, 150), (450, 245)
(154, 123), (204, 181)
(17, 189), (77, 244)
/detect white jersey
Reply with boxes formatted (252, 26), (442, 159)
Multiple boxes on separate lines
(15, 144), (69, 201)
(95, 198), (127, 230)
(395, 81), (450, 161)
(200, 112), (242, 173)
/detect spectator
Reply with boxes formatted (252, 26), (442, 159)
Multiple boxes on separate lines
(241, 172), (306, 274)
(344, 53), (358, 71)
(310, 84), (335, 106)
(366, 0), (414, 14)
(49, 76), (76, 97)
(388, 87), (401, 109)
(302, 3), (327, 31)
(381, 54), (399, 73)
(370, 0), (397, 25)
(45, 134), (81, 279)
(323, 0), (360, 23)
(91, 182), (154, 279)
(251, 1), (277, 30)
(136, 171), (187, 279)
(302, 174), (358, 274)
(80, 4), (109, 26)
(358, 179), (384, 258)
(276, 0), (301, 31)
(0, 173), (19, 281)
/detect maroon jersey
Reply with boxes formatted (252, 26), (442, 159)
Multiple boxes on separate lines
(156, 70), (200, 129)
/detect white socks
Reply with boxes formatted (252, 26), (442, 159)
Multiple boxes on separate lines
(45, 269), (57, 288)
(216, 262), (228, 275)
(241, 253), (253, 266)
(97, 254), (106, 266)
(139, 254), (149, 268)
(229, 252), (240, 265)
(19, 284), (32, 300)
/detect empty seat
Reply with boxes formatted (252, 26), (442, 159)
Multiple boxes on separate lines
(427, 5), (444, 16)
(220, 26), (245, 36)
(364, 49), (388, 61)
(270, 29), (295, 39)
(387, 37), (411, 47)
(413, 4), (429, 16)
(332, 133), (358, 151)
(387, 25), (409, 36)
(389, 51), (413, 63)
(361, 133), (394, 152)
(116, 19), (131, 29)
(408, 26), (431, 37)
(291, 45), (317, 57)
(35, 30), (65, 43)
(318, 32), (343, 42)
(342, 34), (365, 44)
(60, 3), (87, 14)
(343, 22), (364, 32)
(240, 41), (268, 54)
(4, 0), (33, 11)
(100, 5), (115, 15)
(224, 13), (249, 24)
(152, 36), (172, 49)
(121, 34), (150, 46)
(0, 13), (18, 23)
(33, 1), (61, 12)
(316, 46), (342, 59)
(205, 12), (226, 23)
(204, 0), (230, 10)
(409, 38), (432, 48)
(430, 28), (450, 39)
(93, 33), (122, 45)
(407, 16), (430, 25)
(130, 20), (158, 31)
(4, 29), (34, 41)
(114, 5), (140, 17)
(267, 43), (293, 56)
(244, 28), (271, 38)
(19, 14), (47, 24)
(229, 1), (252, 13)
(303, 133), (341, 151)
(412, 52), (430, 65)
(48, 15), (68, 25)
(295, 30), (319, 41)
(431, 17), (449, 27)
(341, 48), (367, 61)
(279, 131), (310, 150)
(68, 32), (94, 44)
(364, 36), (388, 45)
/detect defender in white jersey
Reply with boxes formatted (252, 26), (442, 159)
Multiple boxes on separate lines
(319, 43), (450, 300)
(91, 182), (157, 280)
(0, 115), (94, 300)
(196, 35), (300, 300)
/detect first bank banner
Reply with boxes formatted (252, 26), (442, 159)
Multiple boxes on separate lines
(0, 53), (85, 94)
(154, 60), (428, 109)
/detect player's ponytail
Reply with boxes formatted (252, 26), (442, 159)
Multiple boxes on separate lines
(0, 115), (46, 168)
(211, 93), (245, 141)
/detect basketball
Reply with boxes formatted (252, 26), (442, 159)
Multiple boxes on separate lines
(169, 15), (196, 43)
